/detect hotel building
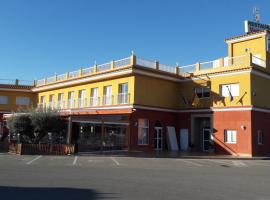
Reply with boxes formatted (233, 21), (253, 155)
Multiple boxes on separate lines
(1, 27), (270, 157)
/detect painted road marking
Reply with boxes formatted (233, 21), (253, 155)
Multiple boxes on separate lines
(73, 156), (78, 166)
(206, 159), (234, 166)
(180, 159), (204, 167)
(232, 160), (247, 167)
(110, 157), (120, 166)
(26, 155), (42, 165)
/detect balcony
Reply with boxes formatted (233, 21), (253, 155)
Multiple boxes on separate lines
(39, 93), (130, 110)
(35, 52), (268, 88)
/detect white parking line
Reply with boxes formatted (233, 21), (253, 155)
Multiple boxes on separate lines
(26, 155), (42, 165)
(110, 157), (120, 166)
(73, 156), (78, 165)
(180, 159), (204, 167)
(206, 159), (233, 166)
(232, 160), (247, 167)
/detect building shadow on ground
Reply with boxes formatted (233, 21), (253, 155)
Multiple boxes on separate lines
(0, 186), (117, 200)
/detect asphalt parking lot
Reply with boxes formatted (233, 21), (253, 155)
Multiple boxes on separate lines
(0, 153), (270, 200)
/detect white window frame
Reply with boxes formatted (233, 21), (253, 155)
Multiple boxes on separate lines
(0, 96), (8, 105)
(58, 93), (64, 102)
(119, 83), (128, 94)
(90, 87), (99, 106)
(195, 87), (211, 99)
(104, 85), (112, 96)
(78, 90), (86, 99)
(91, 87), (99, 98)
(49, 94), (55, 103)
(220, 83), (239, 97)
(103, 85), (112, 105)
(16, 97), (31, 106)
(224, 130), (237, 144)
(257, 130), (263, 145)
(138, 119), (149, 145)
(68, 91), (75, 108)
(40, 96), (46, 104)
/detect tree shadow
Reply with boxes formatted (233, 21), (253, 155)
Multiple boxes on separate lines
(0, 186), (118, 200)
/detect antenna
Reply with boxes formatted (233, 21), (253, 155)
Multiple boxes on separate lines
(253, 6), (260, 22)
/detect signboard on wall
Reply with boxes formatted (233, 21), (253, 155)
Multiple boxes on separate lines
(244, 20), (270, 33)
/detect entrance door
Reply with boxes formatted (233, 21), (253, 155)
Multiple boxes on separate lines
(154, 127), (162, 150)
(180, 129), (189, 151)
(202, 128), (212, 152)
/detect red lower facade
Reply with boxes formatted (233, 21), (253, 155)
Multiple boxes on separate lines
(128, 107), (270, 157)
(2, 107), (270, 156)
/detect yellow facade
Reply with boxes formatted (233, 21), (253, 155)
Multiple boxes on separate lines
(1, 30), (270, 113)
(251, 73), (270, 109)
(228, 36), (267, 60)
(134, 75), (180, 109)
(37, 76), (135, 107)
(0, 89), (36, 112)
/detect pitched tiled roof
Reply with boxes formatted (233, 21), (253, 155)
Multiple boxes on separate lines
(225, 30), (269, 42)
(0, 84), (33, 90)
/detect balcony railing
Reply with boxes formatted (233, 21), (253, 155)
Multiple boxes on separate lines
(117, 93), (130, 104)
(36, 57), (131, 87)
(90, 97), (99, 107)
(35, 52), (267, 87)
(0, 79), (35, 86)
(38, 93), (130, 110)
(102, 95), (113, 106)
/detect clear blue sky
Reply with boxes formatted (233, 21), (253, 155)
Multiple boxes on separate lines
(0, 0), (270, 81)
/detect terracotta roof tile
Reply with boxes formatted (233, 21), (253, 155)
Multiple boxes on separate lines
(0, 84), (33, 90)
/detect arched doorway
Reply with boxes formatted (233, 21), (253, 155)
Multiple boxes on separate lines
(154, 121), (163, 150)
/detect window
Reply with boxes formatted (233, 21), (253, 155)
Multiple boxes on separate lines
(0, 96), (8, 105)
(48, 94), (55, 107)
(138, 119), (149, 145)
(40, 96), (46, 107)
(68, 91), (75, 108)
(224, 130), (237, 143)
(58, 93), (64, 102)
(78, 90), (86, 100)
(49, 94), (55, 102)
(16, 97), (30, 105)
(118, 83), (129, 104)
(119, 83), (128, 94)
(90, 88), (99, 106)
(195, 87), (210, 98)
(103, 86), (112, 105)
(257, 130), (263, 145)
(68, 91), (75, 100)
(57, 93), (64, 108)
(78, 90), (86, 107)
(220, 83), (239, 97)
(91, 88), (99, 98)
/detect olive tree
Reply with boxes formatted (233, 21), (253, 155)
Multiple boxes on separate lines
(6, 114), (34, 143)
(29, 107), (66, 143)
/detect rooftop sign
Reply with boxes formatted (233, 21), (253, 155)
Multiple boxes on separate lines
(244, 20), (270, 33)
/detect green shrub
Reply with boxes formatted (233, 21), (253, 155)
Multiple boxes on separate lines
(6, 107), (66, 144)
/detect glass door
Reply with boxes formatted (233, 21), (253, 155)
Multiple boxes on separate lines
(154, 127), (163, 150)
(202, 128), (212, 152)
(103, 86), (112, 105)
